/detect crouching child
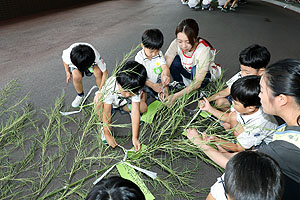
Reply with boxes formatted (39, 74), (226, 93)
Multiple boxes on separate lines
(94, 61), (147, 151)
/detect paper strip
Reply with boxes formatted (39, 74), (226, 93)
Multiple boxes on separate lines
(117, 162), (155, 200)
(141, 100), (163, 124)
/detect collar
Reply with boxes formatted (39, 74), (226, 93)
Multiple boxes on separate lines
(237, 107), (263, 124)
(141, 49), (161, 61)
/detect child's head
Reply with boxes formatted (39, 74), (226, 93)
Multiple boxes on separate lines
(175, 18), (199, 52)
(239, 44), (271, 77)
(116, 61), (147, 97)
(70, 44), (95, 72)
(231, 75), (261, 114)
(142, 29), (164, 59)
(224, 151), (284, 200)
(85, 176), (145, 200)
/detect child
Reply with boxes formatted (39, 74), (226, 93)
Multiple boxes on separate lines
(201, 0), (213, 11)
(197, 75), (278, 152)
(207, 151), (284, 200)
(207, 44), (270, 110)
(85, 176), (145, 200)
(221, 0), (238, 12)
(62, 42), (108, 107)
(94, 61), (147, 151)
(135, 29), (170, 101)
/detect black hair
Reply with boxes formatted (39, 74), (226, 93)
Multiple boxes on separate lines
(116, 61), (147, 94)
(85, 176), (145, 200)
(224, 151), (284, 200)
(175, 18), (199, 48)
(70, 44), (95, 72)
(142, 29), (164, 50)
(231, 75), (261, 108)
(265, 59), (300, 125)
(239, 44), (271, 69)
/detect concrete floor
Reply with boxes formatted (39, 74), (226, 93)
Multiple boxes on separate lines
(0, 0), (300, 199)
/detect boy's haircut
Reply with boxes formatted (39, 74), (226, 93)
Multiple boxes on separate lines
(239, 44), (271, 69)
(142, 29), (164, 50)
(70, 44), (95, 72)
(116, 61), (147, 94)
(85, 176), (145, 200)
(231, 75), (261, 108)
(225, 151), (284, 200)
(175, 18), (199, 47)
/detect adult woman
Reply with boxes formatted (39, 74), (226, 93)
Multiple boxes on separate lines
(165, 18), (219, 104)
(187, 59), (300, 199)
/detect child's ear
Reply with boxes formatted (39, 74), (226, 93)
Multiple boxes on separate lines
(246, 105), (257, 113)
(258, 68), (265, 76)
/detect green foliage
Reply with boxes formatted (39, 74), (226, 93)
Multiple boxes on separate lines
(0, 49), (229, 200)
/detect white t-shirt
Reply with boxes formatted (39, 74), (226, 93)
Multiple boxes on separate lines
(226, 72), (242, 88)
(235, 107), (278, 149)
(135, 49), (167, 83)
(100, 77), (141, 108)
(62, 42), (106, 72)
(165, 39), (216, 73)
(210, 174), (227, 200)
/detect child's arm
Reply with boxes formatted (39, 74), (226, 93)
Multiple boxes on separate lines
(186, 129), (237, 168)
(146, 80), (163, 93)
(207, 87), (231, 102)
(199, 97), (232, 123)
(161, 64), (170, 86)
(209, 135), (245, 152)
(102, 103), (118, 148)
(63, 61), (72, 83)
(131, 101), (141, 151)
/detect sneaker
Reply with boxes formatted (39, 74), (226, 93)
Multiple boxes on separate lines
(71, 95), (84, 108)
(217, 5), (223, 9)
(221, 7), (228, 12)
(229, 7), (236, 11)
(209, 7), (213, 11)
(101, 127), (108, 145)
(169, 81), (185, 93)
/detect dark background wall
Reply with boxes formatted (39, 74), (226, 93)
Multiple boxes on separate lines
(0, 0), (101, 21)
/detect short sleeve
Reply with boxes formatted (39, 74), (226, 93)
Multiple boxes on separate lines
(210, 174), (227, 200)
(92, 46), (106, 72)
(62, 45), (75, 67)
(165, 39), (178, 59)
(131, 92), (141, 103)
(159, 51), (167, 65)
(135, 50), (144, 65)
(226, 72), (242, 87)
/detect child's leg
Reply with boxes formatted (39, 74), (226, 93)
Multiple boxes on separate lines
(93, 65), (103, 89)
(72, 69), (84, 94)
(140, 92), (147, 113)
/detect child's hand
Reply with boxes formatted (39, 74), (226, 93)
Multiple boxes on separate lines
(162, 75), (170, 86)
(132, 138), (141, 151)
(151, 83), (163, 93)
(106, 134), (118, 148)
(198, 97), (211, 111)
(66, 72), (72, 84)
(186, 128), (202, 145)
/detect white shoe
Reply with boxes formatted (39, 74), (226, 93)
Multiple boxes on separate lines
(181, 0), (188, 4)
(101, 127), (108, 145)
(71, 95), (83, 108)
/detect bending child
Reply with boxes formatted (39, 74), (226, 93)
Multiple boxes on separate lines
(135, 29), (170, 101)
(207, 44), (270, 110)
(196, 75), (277, 152)
(62, 43), (108, 107)
(94, 61), (147, 151)
(207, 151), (284, 200)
